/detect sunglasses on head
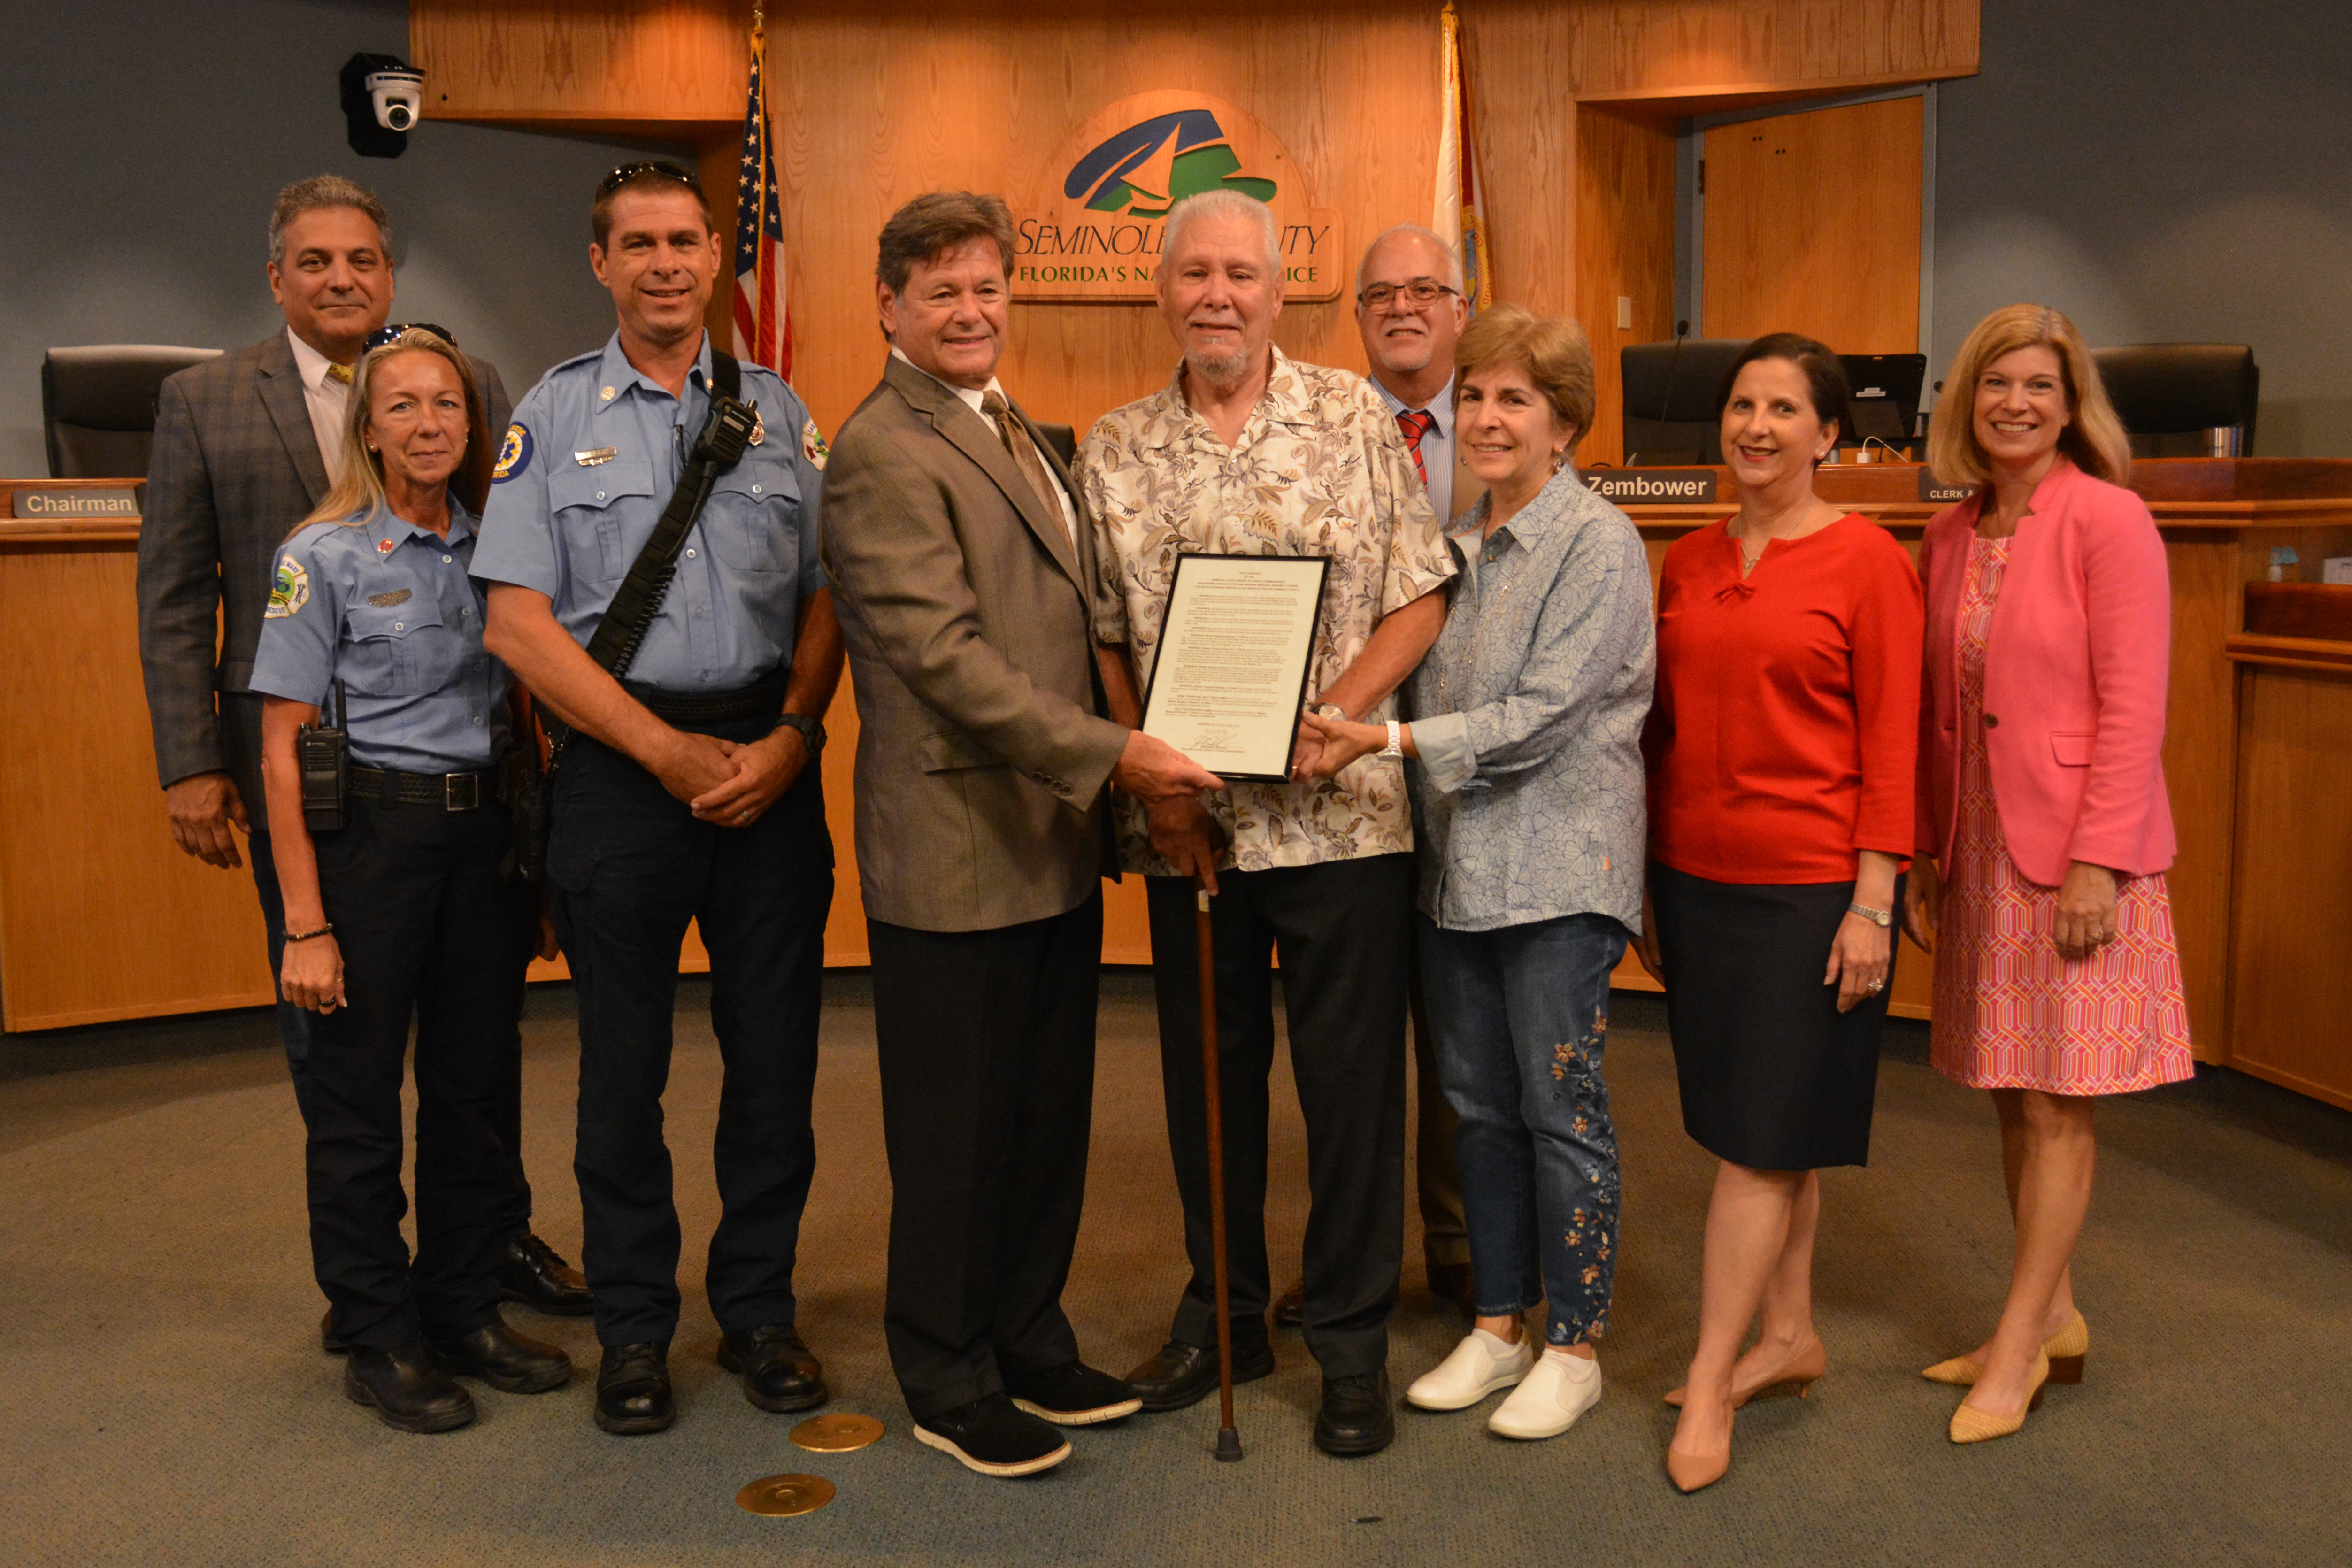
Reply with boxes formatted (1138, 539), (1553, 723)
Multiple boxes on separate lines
(598, 160), (701, 198)
(364, 323), (455, 352)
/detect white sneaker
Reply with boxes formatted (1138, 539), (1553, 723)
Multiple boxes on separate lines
(1487, 1348), (1603, 1439)
(1406, 1330), (1537, 1411)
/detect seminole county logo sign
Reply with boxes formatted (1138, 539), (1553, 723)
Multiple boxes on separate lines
(1015, 91), (1341, 303)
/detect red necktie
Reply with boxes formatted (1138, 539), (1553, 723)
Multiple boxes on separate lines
(1395, 409), (1435, 489)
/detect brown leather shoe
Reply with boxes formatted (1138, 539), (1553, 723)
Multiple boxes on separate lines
(1274, 1277), (1306, 1329)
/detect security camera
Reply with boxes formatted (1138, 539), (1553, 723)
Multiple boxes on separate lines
(366, 68), (425, 132)
(340, 53), (421, 159)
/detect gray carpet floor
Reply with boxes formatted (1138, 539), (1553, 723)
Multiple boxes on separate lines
(3, 972), (2349, 1567)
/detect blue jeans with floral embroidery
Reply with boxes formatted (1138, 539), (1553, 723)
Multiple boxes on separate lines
(1418, 911), (1626, 1346)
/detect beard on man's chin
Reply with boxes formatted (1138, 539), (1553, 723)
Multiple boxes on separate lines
(1185, 346), (1251, 387)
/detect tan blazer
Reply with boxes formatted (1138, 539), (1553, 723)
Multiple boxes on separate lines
(821, 356), (1129, 933)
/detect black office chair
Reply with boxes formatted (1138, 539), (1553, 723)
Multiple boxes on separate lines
(41, 345), (222, 477)
(1620, 338), (1751, 465)
(2093, 343), (2259, 458)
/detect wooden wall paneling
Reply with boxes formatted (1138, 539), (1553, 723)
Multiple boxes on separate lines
(411, 0), (746, 128)
(2157, 536), (2246, 1057)
(2224, 659), (2352, 1110)
(1574, 105), (1677, 467)
(1701, 95), (1922, 355)
(0, 540), (276, 1030)
(1565, 0), (1980, 104)
(1458, 3), (1579, 320)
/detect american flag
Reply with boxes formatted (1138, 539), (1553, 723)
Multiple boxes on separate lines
(730, 21), (791, 378)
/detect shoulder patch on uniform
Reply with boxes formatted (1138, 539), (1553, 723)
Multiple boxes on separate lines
(266, 554), (309, 619)
(801, 418), (829, 470)
(492, 423), (534, 483)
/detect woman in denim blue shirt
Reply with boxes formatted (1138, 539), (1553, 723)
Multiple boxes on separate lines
(1306, 307), (1653, 1443)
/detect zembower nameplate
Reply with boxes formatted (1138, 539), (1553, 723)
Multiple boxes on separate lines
(1141, 553), (1329, 784)
(1580, 469), (1718, 505)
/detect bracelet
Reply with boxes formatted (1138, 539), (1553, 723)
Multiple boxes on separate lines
(285, 923), (335, 943)
(1379, 719), (1404, 758)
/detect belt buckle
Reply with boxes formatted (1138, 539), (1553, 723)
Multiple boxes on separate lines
(445, 772), (481, 811)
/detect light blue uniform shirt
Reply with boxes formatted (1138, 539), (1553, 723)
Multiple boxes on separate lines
(1372, 373), (1455, 525)
(250, 498), (510, 776)
(470, 331), (825, 692)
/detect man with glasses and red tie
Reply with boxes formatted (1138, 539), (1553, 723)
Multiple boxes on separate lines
(137, 176), (590, 1360)
(475, 161), (844, 1437)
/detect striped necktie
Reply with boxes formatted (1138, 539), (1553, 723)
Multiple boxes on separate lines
(1396, 409), (1435, 488)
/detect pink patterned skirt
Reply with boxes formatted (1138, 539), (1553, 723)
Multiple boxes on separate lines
(1929, 534), (2195, 1095)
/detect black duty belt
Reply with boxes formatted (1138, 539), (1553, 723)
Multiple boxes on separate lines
(625, 669), (787, 726)
(349, 764), (497, 811)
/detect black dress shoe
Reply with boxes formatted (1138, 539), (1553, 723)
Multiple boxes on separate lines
(1003, 1360), (1143, 1426)
(1314, 1370), (1396, 1457)
(1122, 1335), (1275, 1414)
(430, 1319), (573, 1394)
(1274, 1277), (1306, 1330)
(912, 1392), (1072, 1477)
(321, 1308), (350, 1356)
(717, 1323), (829, 1414)
(1428, 1261), (1476, 1316)
(498, 1233), (594, 1316)
(344, 1341), (475, 1434)
(595, 1342), (675, 1435)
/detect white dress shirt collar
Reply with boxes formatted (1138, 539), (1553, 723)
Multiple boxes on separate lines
(285, 326), (353, 482)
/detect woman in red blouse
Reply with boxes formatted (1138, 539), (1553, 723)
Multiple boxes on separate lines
(1639, 333), (1924, 1492)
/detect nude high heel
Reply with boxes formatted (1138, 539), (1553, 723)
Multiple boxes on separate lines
(1666, 1401), (1734, 1494)
(1947, 1352), (2049, 1444)
(1663, 1334), (1825, 1409)
(1921, 1311), (2088, 1387)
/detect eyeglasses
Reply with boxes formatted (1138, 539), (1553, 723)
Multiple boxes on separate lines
(597, 160), (701, 198)
(1357, 279), (1460, 311)
(364, 323), (455, 352)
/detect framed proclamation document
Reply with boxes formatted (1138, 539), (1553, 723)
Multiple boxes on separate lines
(1140, 553), (1330, 783)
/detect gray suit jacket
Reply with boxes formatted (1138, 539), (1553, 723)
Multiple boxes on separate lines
(137, 332), (510, 807)
(821, 356), (1129, 933)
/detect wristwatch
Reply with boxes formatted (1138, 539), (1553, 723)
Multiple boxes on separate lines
(1379, 719), (1405, 758)
(1846, 901), (1892, 927)
(1312, 702), (1349, 723)
(774, 712), (826, 756)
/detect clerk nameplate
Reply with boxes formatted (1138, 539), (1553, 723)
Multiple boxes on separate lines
(9, 485), (139, 519)
(1582, 469), (1717, 505)
(1917, 469), (1974, 504)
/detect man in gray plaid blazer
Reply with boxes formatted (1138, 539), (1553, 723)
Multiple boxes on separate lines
(135, 175), (586, 1326)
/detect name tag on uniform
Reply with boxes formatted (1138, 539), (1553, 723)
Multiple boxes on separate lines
(573, 446), (618, 467)
(367, 589), (412, 607)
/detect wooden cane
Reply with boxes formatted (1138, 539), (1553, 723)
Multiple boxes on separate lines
(1196, 879), (1243, 1461)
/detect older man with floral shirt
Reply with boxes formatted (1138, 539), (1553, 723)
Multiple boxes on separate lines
(1080, 189), (1454, 1459)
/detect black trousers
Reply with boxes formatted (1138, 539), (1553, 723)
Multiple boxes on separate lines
(548, 720), (833, 1347)
(232, 692), (530, 1240)
(868, 895), (1104, 1421)
(1144, 854), (1413, 1380)
(304, 795), (535, 1352)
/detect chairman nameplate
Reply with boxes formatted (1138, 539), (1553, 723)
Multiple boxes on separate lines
(1582, 469), (1718, 505)
(9, 486), (140, 520)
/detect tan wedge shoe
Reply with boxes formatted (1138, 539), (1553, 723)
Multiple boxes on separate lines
(1921, 1311), (2089, 1386)
(1664, 1334), (1827, 1409)
(1948, 1352), (2049, 1444)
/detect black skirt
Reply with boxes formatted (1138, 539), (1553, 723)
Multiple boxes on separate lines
(1650, 861), (1900, 1171)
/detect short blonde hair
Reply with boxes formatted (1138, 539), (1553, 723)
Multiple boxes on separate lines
(299, 329), (486, 533)
(1929, 304), (2131, 488)
(1453, 305), (1595, 445)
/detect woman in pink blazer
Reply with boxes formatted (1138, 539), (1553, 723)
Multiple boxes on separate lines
(1903, 305), (2192, 1446)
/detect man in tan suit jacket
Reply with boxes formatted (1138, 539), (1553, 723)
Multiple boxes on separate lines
(820, 192), (1216, 1479)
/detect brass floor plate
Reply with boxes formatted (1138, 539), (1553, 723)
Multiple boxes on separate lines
(791, 1413), (885, 1453)
(736, 1473), (836, 1517)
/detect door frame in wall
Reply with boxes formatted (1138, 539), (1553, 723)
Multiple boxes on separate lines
(1681, 84), (1941, 413)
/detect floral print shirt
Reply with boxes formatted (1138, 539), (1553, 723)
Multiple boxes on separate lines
(1079, 348), (1457, 874)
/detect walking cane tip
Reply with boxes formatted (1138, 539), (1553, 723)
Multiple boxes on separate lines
(1215, 1428), (1243, 1462)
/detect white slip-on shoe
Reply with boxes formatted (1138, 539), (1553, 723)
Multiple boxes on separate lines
(1406, 1330), (1537, 1411)
(1487, 1348), (1603, 1439)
